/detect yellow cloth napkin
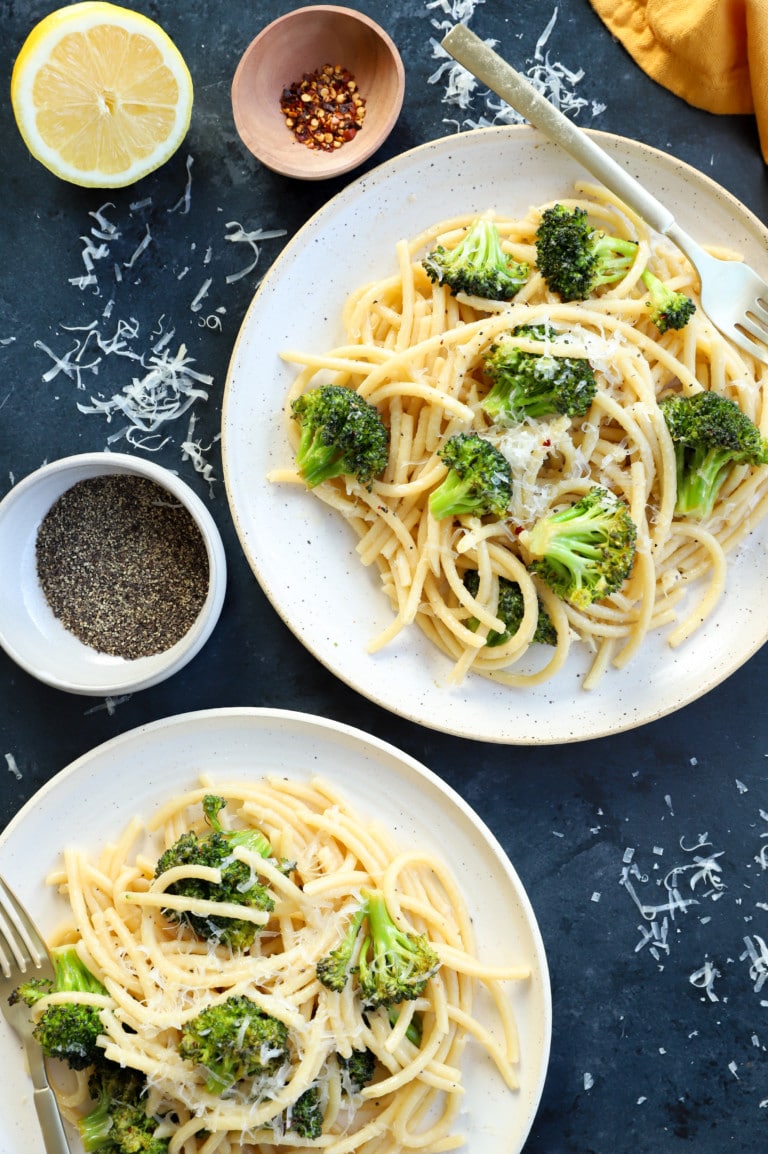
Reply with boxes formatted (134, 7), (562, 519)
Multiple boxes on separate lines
(589, 0), (768, 162)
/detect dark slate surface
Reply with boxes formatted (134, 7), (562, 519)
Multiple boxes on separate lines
(1, 1), (767, 1151)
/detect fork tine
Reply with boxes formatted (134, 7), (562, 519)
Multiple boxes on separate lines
(750, 299), (768, 326)
(0, 910), (26, 976)
(0, 877), (74, 1154)
(0, 876), (47, 975)
(737, 313), (768, 350)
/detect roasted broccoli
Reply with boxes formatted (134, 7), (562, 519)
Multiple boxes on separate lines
(338, 1048), (376, 1093)
(641, 268), (696, 333)
(154, 794), (286, 950)
(429, 432), (513, 520)
(10, 945), (108, 1071)
(315, 903), (368, 993)
(357, 889), (440, 1009)
(317, 890), (439, 1009)
(178, 995), (289, 1095)
(660, 390), (768, 519)
(481, 322), (597, 424)
(290, 384), (389, 489)
(535, 204), (638, 301)
(287, 1085), (323, 1140)
(519, 486), (638, 609)
(422, 216), (529, 300)
(463, 569), (557, 646)
(79, 1063), (168, 1154)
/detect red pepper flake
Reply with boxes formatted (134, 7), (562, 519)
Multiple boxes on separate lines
(280, 63), (366, 152)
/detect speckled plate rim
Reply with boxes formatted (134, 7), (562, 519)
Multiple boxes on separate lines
(0, 706), (551, 1154)
(222, 124), (768, 745)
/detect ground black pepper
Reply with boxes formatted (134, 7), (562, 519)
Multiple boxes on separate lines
(35, 474), (210, 660)
(279, 63), (366, 151)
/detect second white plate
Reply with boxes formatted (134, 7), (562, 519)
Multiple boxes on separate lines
(0, 707), (551, 1154)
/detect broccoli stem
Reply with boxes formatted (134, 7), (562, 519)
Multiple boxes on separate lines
(675, 448), (734, 519)
(52, 945), (109, 996)
(358, 889), (439, 1007)
(79, 1093), (113, 1152)
(428, 472), (485, 520)
(203, 794), (273, 858)
(316, 903), (368, 992)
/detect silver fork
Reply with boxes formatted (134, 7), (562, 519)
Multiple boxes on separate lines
(441, 23), (768, 366)
(0, 875), (73, 1154)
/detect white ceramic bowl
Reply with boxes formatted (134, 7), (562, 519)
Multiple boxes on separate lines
(0, 453), (227, 695)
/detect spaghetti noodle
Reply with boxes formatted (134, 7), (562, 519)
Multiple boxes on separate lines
(42, 775), (529, 1153)
(270, 183), (768, 689)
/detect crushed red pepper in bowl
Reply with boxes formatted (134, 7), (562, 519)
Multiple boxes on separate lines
(230, 6), (404, 181)
(280, 63), (366, 152)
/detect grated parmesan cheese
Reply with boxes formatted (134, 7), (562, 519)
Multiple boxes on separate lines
(84, 695), (133, 716)
(76, 343), (213, 451)
(181, 411), (220, 496)
(4, 752), (22, 780)
(689, 959), (721, 1002)
(31, 167), (286, 483)
(741, 935), (768, 993)
(123, 225), (153, 270)
(426, 0), (485, 18)
(168, 154), (194, 215)
(224, 221), (288, 284)
(427, 4), (607, 130)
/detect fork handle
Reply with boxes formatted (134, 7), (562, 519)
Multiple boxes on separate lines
(440, 24), (677, 236)
(34, 1086), (72, 1154)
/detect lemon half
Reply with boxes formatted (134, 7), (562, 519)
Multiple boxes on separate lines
(11, 1), (193, 188)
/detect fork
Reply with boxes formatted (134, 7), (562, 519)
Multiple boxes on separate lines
(440, 23), (768, 366)
(0, 875), (72, 1154)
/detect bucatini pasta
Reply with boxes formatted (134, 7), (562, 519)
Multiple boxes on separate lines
(43, 775), (529, 1153)
(269, 182), (768, 690)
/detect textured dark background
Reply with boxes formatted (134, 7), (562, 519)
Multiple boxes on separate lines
(1, 1), (767, 1150)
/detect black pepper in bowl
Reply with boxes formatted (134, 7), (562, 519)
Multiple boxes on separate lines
(35, 474), (210, 660)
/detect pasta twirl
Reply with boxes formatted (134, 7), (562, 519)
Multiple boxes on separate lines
(269, 184), (768, 690)
(43, 776), (529, 1153)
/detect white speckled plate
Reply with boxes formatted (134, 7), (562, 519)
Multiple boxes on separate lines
(222, 125), (768, 744)
(0, 707), (550, 1154)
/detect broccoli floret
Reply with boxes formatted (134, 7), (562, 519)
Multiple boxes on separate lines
(79, 1064), (168, 1154)
(290, 384), (389, 489)
(317, 892), (438, 1010)
(463, 570), (557, 646)
(154, 794), (286, 950)
(641, 268), (696, 333)
(178, 995), (289, 1095)
(519, 486), (637, 609)
(481, 322), (597, 424)
(10, 945), (108, 1071)
(660, 390), (768, 519)
(535, 204), (638, 301)
(337, 1048), (376, 1093)
(422, 217), (529, 300)
(316, 903), (368, 993)
(288, 1085), (323, 1139)
(429, 432), (513, 521)
(8, 976), (53, 1006)
(357, 889), (440, 1009)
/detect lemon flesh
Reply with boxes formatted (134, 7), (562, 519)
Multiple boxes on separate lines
(11, 1), (193, 188)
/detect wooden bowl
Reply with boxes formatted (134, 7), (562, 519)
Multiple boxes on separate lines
(231, 5), (405, 180)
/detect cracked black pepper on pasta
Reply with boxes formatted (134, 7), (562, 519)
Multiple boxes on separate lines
(279, 63), (366, 151)
(35, 474), (209, 660)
